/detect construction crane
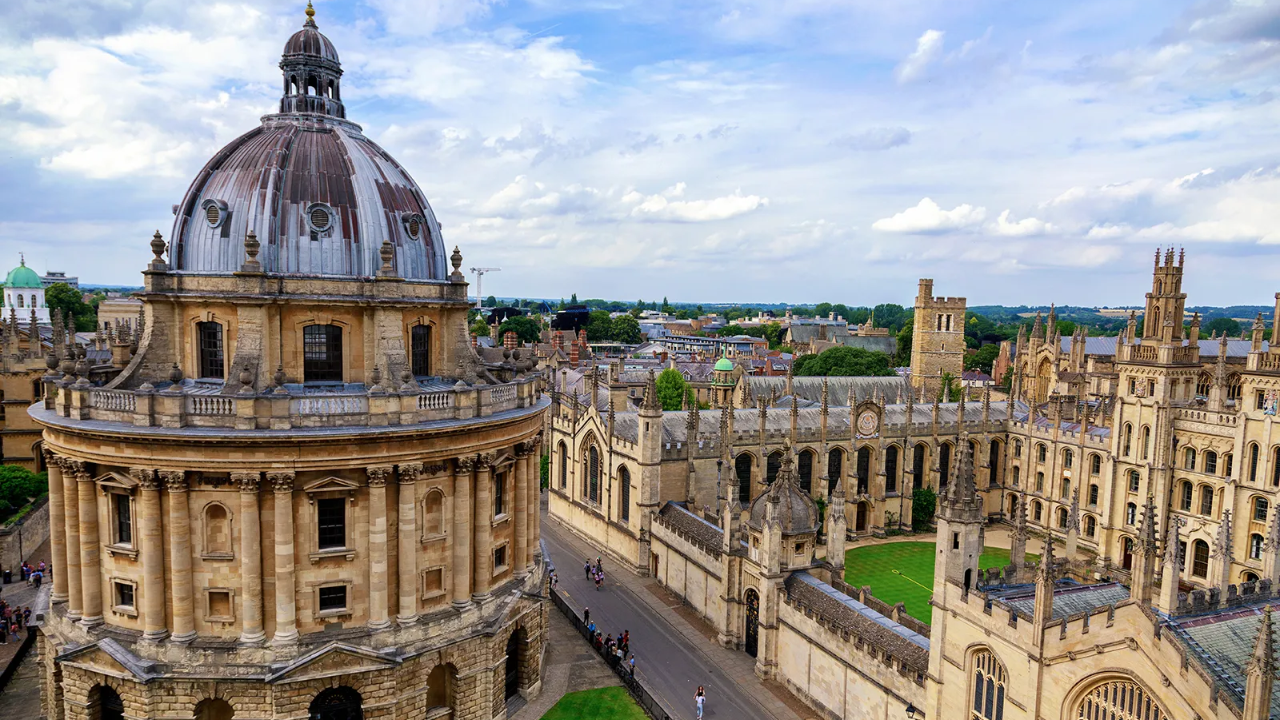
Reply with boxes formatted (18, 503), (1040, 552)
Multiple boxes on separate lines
(470, 267), (501, 309)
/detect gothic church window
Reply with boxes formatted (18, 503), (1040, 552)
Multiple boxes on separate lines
(619, 466), (631, 523)
(1254, 497), (1269, 523)
(587, 446), (600, 503)
(558, 441), (567, 489)
(766, 451), (782, 485)
(885, 445), (899, 494)
(1075, 678), (1169, 720)
(1191, 540), (1210, 577)
(970, 650), (1006, 720)
(736, 454), (752, 505)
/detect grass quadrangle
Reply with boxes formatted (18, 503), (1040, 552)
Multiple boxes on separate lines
(539, 687), (648, 720)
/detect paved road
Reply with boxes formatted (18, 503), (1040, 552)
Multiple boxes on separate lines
(542, 522), (776, 720)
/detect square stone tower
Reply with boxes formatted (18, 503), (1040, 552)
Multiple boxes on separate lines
(910, 278), (966, 399)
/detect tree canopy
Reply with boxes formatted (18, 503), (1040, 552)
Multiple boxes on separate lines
(497, 315), (541, 344)
(0, 465), (47, 519)
(585, 310), (613, 341)
(469, 319), (490, 337)
(965, 345), (1000, 374)
(1204, 317), (1241, 337)
(611, 315), (644, 344)
(655, 368), (692, 411)
(792, 346), (895, 377)
(46, 282), (97, 331)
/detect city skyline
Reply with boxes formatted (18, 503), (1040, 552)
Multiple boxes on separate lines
(1, 0), (1277, 304)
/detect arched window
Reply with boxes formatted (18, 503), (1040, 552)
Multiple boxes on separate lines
(1228, 374), (1243, 402)
(1251, 534), (1264, 560)
(912, 444), (926, 490)
(988, 440), (1000, 487)
(587, 446), (600, 503)
(939, 443), (953, 489)
(1088, 484), (1099, 506)
(309, 686), (363, 720)
(1225, 453), (1234, 479)
(1185, 447), (1197, 470)
(1204, 450), (1218, 475)
(619, 466), (631, 523)
(856, 446), (872, 495)
(203, 503), (232, 557)
(1035, 471), (1044, 493)
(766, 451), (782, 485)
(1032, 500), (1043, 523)
(828, 448), (844, 493)
(303, 324), (343, 382)
(736, 454), (752, 505)
(1122, 423), (1132, 456)
(970, 650), (1006, 720)
(15, 295), (22, 309)
(558, 441), (568, 489)
(1060, 478), (1070, 499)
(1085, 516), (1096, 537)
(1090, 454), (1101, 475)
(1013, 440), (1022, 458)
(1249, 443), (1260, 483)
(1063, 449), (1073, 469)
(1037, 443), (1046, 463)
(1075, 678), (1169, 720)
(1273, 446), (1280, 486)
(1126, 502), (1137, 526)
(1180, 481), (1193, 511)
(197, 321), (225, 380)
(423, 490), (444, 537)
(1012, 465), (1020, 487)
(1128, 470), (1141, 493)
(1199, 485), (1213, 516)
(1255, 497), (1269, 523)
(90, 685), (125, 720)
(1192, 540), (1210, 577)
(1141, 425), (1151, 460)
(797, 450), (814, 494)
(1196, 373), (1212, 397)
(885, 445), (899, 495)
(1057, 507), (1068, 529)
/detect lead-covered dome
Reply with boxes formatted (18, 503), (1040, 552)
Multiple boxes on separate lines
(168, 4), (447, 280)
(747, 452), (820, 534)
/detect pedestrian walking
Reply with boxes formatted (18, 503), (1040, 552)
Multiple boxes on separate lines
(628, 655), (635, 677)
(31, 570), (41, 589)
(596, 556), (603, 574)
(695, 686), (706, 720)
(584, 559), (592, 580)
(583, 607), (590, 625)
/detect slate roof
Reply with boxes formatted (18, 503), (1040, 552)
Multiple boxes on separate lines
(1166, 604), (1280, 718)
(656, 502), (724, 554)
(1012, 337), (1271, 359)
(785, 572), (930, 657)
(989, 581), (1130, 620)
(744, 376), (908, 405)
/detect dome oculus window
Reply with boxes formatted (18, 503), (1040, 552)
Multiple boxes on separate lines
(201, 199), (229, 229)
(306, 203), (334, 234)
(403, 213), (424, 240)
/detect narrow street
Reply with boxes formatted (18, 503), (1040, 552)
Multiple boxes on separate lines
(541, 518), (789, 720)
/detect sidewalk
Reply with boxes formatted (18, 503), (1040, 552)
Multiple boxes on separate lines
(542, 510), (807, 720)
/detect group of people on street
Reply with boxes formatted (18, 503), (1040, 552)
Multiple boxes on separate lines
(20, 561), (46, 589)
(0, 599), (33, 643)
(584, 556), (606, 591)
(581, 606), (636, 679)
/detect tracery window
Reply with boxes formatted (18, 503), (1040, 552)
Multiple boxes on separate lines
(619, 466), (631, 523)
(1192, 540), (1210, 577)
(1075, 678), (1169, 720)
(587, 446), (600, 503)
(971, 650), (1006, 720)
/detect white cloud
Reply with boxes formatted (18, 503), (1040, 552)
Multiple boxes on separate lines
(625, 185), (769, 223)
(895, 29), (944, 83)
(872, 198), (986, 233)
(991, 209), (1054, 237)
(365, 0), (500, 35)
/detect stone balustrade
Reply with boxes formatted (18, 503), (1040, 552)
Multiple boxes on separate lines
(50, 375), (541, 431)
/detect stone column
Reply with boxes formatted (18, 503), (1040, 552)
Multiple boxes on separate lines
(133, 469), (166, 641)
(530, 435), (542, 560)
(76, 463), (103, 628)
(162, 471), (196, 643)
(234, 472), (265, 645)
(452, 457), (475, 607)
(60, 459), (83, 620)
(473, 453), (496, 601)
(514, 445), (530, 578)
(397, 463), (422, 625)
(367, 466), (393, 630)
(268, 472), (298, 645)
(44, 451), (68, 604)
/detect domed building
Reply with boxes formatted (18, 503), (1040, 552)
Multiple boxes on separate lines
(4, 257), (50, 323)
(34, 6), (547, 720)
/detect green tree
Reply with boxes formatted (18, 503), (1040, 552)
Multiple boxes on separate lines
(872, 303), (909, 332)
(1055, 320), (1076, 336)
(938, 371), (962, 402)
(484, 295), (498, 308)
(911, 487), (936, 531)
(46, 282), (97, 331)
(1205, 317), (1241, 337)
(570, 293), (578, 305)
(611, 314), (644, 344)
(540, 452), (549, 489)
(719, 324), (745, 337)
(469, 319), (490, 337)
(0, 465), (47, 518)
(965, 345), (1000, 374)
(814, 302), (833, 318)
(585, 310), (613, 341)
(655, 368), (690, 411)
(497, 315), (541, 344)
(894, 318), (914, 367)
(792, 346), (895, 377)
(661, 296), (672, 313)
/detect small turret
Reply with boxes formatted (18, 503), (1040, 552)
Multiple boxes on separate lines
(1032, 538), (1056, 634)
(1158, 514), (1185, 613)
(1214, 509), (1236, 592)
(1130, 495), (1159, 605)
(1243, 607), (1275, 720)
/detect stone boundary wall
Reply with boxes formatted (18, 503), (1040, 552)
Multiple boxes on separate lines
(0, 497), (49, 572)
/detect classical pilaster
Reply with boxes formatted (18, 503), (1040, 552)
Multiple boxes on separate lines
(514, 444), (531, 578)
(233, 472), (265, 645)
(452, 457), (475, 607)
(44, 451), (68, 604)
(367, 466), (393, 630)
(397, 463), (422, 625)
(75, 462), (103, 628)
(530, 434), (543, 561)
(133, 469), (166, 641)
(60, 458), (82, 620)
(162, 470), (195, 642)
(473, 453), (495, 601)
(268, 471), (298, 645)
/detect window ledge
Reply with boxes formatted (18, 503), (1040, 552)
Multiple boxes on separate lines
(316, 608), (352, 620)
(310, 548), (356, 564)
(491, 513), (511, 528)
(206, 616), (235, 625)
(112, 605), (138, 618)
(202, 552), (235, 562)
(106, 544), (138, 560)
(492, 564), (510, 577)
(422, 532), (447, 544)
(422, 589), (447, 601)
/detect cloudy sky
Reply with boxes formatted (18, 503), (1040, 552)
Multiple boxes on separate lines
(1, 0), (1278, 307)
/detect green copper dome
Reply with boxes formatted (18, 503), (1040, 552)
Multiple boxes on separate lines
(4, 260), (42, 289)
(714, 356), (735, 372)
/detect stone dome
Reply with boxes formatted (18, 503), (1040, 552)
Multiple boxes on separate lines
(168, 4), (447, 280)
(747, 454), (820, 534)
(5, 259), (42, 288)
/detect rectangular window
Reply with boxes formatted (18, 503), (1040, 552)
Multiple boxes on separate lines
(411, 325), (431, 377)
(318, 585), (347, 613)
(1200, 487), (1213, 516)
(794, 542), (804, 555)
(316, 497), (346, 549)
(197, 321), (224, 379)
(303, 324), (343, 382)
(115, 494), (133, 546)
(494, 471), (506, 517)
(115, 581), (134, 609)
(494, 545), (507, 571)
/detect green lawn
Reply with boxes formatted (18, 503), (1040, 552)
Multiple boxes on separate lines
(540, 687), (648, 720)
(843, 542), (1038, 625)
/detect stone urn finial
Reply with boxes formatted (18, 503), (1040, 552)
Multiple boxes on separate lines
(149, 230), (168, 271)
(239, 364), (253, 386)
(240, 231), (262, 273)
(450, 246), (465, 283)
(377, 239), (396, 277)
(169, 363), (184, 385)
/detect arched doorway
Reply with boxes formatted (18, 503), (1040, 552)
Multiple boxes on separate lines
(505, 629), (524, 699)
(743, 589), (760, 657)
(91, 686), (124, 720)
(855, 502), (868, 533)
(194, 699), (234, 720)
(1121, 538), (1134, 572)
(426, 664), (456, 710)
(309, 687), (363, 720)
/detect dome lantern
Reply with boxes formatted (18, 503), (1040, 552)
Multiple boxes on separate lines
(279, 1), (345, 119)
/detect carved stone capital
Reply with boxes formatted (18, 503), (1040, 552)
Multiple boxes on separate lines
(367, 466), (393, 488)
(63, 459), (90, 482)
(266, 472), (295, 494)
(476, 451), (497, 471)
(41, 447), (59, 466)
(160, 470), (188, 493)
(515, 442), (534, 459)
(455, 456), (477, 475)
(130, 468), (160, 491)
(231, 472), (260, 493)
(398, 463), (423, 484)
